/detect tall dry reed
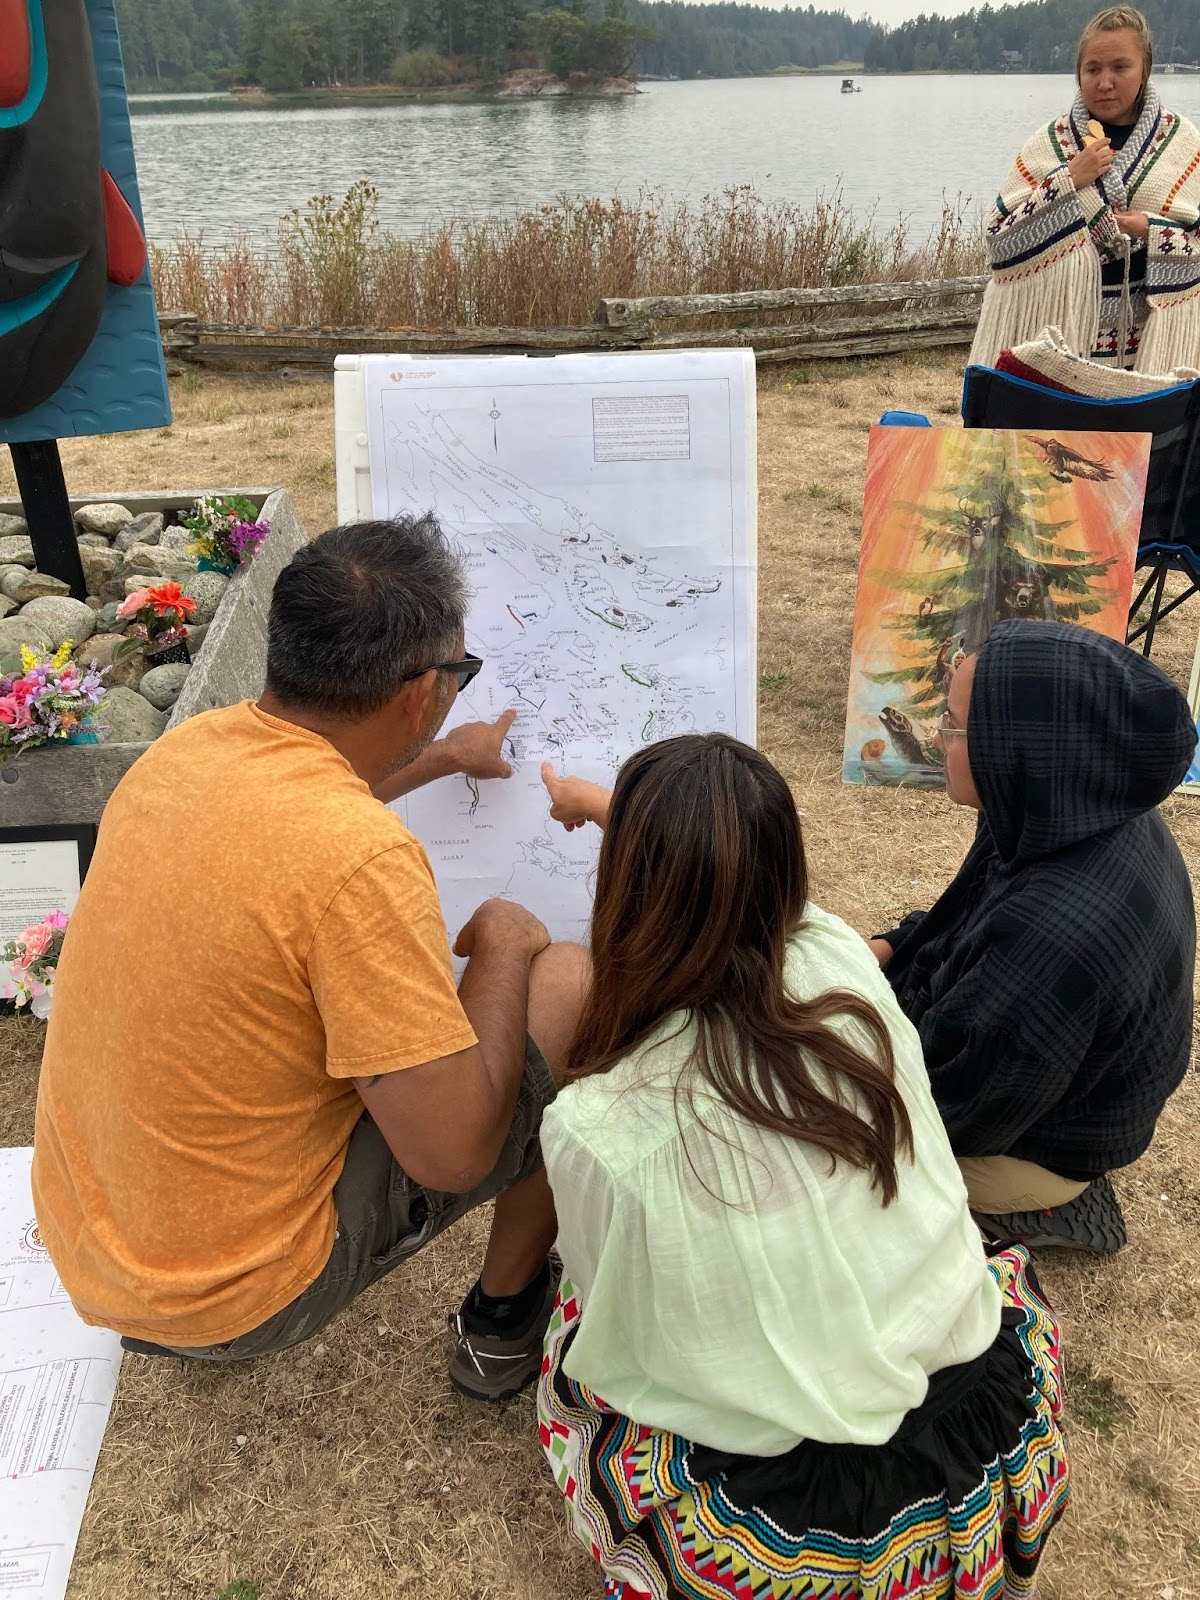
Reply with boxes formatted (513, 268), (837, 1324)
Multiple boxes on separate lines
(150, 179), (984, 330)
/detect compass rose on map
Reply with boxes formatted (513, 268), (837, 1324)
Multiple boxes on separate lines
(489, 398), (502, 453)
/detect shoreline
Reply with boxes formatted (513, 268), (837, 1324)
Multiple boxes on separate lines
(126, 64), (1140, 114)
(129, 75), (639, 115)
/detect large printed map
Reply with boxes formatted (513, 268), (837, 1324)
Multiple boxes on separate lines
(363, 352), (756, 946)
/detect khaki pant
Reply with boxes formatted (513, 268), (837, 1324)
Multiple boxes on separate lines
(956, 1155), (1088, 1216)
(124, 1037), (556, 1361)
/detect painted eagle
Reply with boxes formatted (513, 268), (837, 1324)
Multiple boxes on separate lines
(1027, 437), (1114, 485)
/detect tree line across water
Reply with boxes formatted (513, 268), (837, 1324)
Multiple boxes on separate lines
(113, 0), (870, 91)
(865, 0), (1199, 73)
(113, 0), (1200, 95)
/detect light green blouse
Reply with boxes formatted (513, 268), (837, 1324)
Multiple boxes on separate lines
(541, 904), (1002, 1457)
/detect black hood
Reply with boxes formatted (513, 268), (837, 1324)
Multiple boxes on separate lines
(969, 621), (1196, 864)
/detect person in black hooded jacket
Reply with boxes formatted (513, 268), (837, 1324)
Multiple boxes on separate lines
(871, 620), (1196, 1253)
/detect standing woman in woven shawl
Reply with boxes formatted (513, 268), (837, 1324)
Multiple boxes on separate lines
(969, 7), (1200, 375)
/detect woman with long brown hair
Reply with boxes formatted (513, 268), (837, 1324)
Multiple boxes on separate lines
(536, 735), (1069, 1600)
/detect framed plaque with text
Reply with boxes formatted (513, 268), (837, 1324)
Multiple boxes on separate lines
(0, 826), (96, 947)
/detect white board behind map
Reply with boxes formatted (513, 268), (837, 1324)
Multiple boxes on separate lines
(335, 350), (757, 947)
(0, 1149), (122, 1600)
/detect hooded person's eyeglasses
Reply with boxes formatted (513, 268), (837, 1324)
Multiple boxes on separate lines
(400, 655), (484, 692)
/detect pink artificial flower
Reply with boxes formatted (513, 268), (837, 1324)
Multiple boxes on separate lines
(0, 695), (32, 729)
(16, 923), (52, 962)
(44, 910), (69, 931)
(117, 589), (151, 621)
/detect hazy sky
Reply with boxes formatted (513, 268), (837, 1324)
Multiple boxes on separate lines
(852, 0), (959, 27)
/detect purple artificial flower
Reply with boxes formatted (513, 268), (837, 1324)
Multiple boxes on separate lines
(227, 520), (269, 563)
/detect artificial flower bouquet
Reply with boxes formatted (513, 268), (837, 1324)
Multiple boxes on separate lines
(1, 909), (69, 1020)
(115, 581), (197, 664)
(181, 493), (269, 574)
(0, 644), (108, 764)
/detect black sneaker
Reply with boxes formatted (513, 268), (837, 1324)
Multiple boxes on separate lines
(975, 1174), (1127, 1254)
(446, 1267), (559, 1402)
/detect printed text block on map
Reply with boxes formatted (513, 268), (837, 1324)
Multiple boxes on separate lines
(592, 395), (691, 462)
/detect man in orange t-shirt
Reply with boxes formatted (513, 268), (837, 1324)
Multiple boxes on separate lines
(32, 515), (588, 1401)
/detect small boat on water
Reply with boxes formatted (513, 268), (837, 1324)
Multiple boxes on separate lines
(841, 78), (862, 93)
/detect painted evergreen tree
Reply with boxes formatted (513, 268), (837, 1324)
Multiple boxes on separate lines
(872, 436), (1118, 726)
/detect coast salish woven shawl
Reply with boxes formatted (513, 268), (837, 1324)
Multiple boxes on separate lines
(970, 83), (1200, 374)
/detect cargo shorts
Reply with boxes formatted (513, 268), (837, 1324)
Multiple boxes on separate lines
(127, 1037), (556, 1362)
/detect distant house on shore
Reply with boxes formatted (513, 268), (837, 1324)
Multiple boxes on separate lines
(1000, 49), (1024, 69)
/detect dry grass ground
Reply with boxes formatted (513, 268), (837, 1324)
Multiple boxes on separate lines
(2, 360), (1199, 1599)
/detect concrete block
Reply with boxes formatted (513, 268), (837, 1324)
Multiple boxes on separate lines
(169, 489), (306, 730)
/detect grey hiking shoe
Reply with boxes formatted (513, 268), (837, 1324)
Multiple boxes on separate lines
(446, 1269), (559, 1402)
(976, 1174), (1127, 1254)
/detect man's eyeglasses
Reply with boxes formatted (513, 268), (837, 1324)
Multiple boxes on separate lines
(937, 713), (967, 739)
(400, 655), (484, 692)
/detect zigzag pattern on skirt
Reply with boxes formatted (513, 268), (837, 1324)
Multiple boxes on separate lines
(538, 1247), (1071, 1600)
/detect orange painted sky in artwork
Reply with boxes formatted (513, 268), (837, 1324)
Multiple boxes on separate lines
(843, 426), (1150, 777)
(854, 427), (1144, 643)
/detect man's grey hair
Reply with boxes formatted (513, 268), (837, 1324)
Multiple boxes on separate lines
(265, 515), (468, 717)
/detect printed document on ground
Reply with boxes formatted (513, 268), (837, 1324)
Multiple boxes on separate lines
(0, 1149), (121, 1600)
(361, 351), (757, 946)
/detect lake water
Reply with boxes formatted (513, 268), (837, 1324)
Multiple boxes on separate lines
(130, 73), (1200, 247)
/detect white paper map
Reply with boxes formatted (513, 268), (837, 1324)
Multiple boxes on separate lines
(0, 1149), (121, 1600)
(363, 351), (757, 945)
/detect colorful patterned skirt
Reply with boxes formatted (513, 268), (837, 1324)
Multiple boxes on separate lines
(538, 1246), (1069, 1600)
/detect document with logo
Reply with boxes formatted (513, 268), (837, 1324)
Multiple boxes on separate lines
(353, 349), (758, 948)
(0, 1149), (122, 1599)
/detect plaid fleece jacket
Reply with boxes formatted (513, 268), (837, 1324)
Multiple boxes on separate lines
(883, 622), (1195, 1181)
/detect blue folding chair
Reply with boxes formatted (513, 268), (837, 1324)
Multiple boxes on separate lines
(961, 366), (1200, 655)
(879, 410), (932, 428)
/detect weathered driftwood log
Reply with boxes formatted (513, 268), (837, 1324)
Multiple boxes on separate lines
(158, 318), (977, 370)
(166, 322), (649, 370)
(647, 307), (980, 353)
(594, 276), (988, 327)
(750, 321), (976, 363)
(154, 284), (983, 373)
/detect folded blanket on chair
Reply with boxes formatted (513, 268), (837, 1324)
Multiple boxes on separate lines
(997, 326), (1200, 399)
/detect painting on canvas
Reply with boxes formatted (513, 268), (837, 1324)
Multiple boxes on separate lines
(842, 426), (1147, 787)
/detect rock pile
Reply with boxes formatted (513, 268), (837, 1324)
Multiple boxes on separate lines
(0, 503), (233, 741)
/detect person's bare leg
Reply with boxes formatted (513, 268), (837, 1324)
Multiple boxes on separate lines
(479, 940), (590, 1296)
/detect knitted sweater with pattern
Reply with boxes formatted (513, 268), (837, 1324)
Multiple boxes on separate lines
(882, 622), (1195, 1181)
(969, 84), (1200, 374)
